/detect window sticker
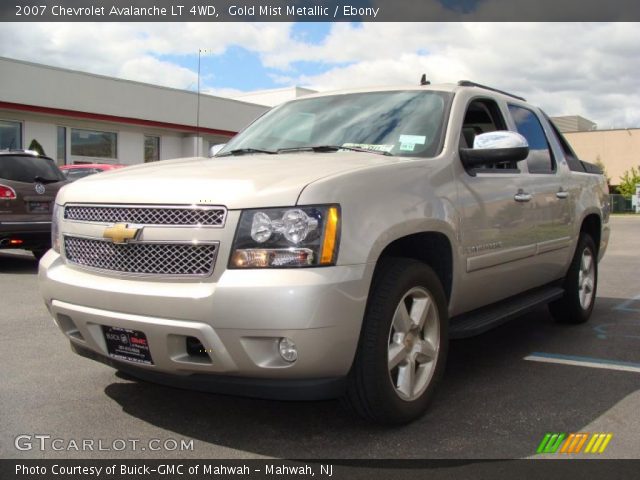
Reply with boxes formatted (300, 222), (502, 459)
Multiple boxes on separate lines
(399, 134), (427, 145)
(342, 143), (394, 153)
(399, 143), (416, 152)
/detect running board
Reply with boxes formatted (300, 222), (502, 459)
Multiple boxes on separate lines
(449, 286), (565, 339)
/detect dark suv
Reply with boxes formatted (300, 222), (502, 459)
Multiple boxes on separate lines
(0, 150), (67, 259)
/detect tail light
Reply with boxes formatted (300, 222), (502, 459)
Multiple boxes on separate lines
(0, 184), (17, 200)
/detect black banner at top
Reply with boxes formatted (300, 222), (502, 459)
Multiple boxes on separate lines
(3, 0), (640, 22)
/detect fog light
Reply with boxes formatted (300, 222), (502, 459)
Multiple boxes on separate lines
(278, 337), (298, 363)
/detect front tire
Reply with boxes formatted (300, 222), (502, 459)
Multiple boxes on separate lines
(345, 258), (448, 425)
(549, 234), (598, 324)
(31, 249), (47, 261)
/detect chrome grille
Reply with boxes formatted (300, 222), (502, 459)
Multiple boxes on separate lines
(64, 237), (218, 276)
(64, 205), (226, 226)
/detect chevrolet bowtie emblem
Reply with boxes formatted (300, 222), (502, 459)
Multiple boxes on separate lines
(103, 223), (140, 244)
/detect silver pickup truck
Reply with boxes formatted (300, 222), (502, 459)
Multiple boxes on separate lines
(39, 81), (609, 424)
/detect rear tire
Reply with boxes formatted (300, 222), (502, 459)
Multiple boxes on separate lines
(31, 249), (47, 261)
(549, 234), (597, 324)
(345, 258), (448, 425)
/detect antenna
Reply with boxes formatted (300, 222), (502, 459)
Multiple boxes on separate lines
(420, 74), (430, 86)
(196, 48), (202, 157)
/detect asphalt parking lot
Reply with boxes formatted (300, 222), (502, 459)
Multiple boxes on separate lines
(1, 216), (639, 460)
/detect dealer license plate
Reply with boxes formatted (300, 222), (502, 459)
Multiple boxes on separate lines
(28, 201), (50, 213)
(102, 326), (153, 365)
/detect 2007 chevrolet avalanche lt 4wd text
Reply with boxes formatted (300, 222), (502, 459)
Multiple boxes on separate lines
(39, 82), (609, 424)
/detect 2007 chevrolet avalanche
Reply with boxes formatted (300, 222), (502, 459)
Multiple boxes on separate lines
(39, 81), (609, 424)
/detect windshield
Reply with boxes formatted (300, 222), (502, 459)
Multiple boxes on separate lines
(220, 90), (451, 158)
(0, 155), (66, 183)
(63, 168), (100, 181)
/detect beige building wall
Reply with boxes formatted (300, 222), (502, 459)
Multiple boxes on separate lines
(564, 129), (640, 185)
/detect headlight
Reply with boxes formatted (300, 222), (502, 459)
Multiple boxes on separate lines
(51, 202), (61, 253)
(230, 205), (340, 268)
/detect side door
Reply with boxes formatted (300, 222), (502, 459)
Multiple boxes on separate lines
(455, 97), (539, 313)
(506, 104), (572, 282)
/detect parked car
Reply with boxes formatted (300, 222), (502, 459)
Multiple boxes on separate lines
(39, 81), (609, 424)
(1, 150), (68, 259)
(60, 163), (126, 181)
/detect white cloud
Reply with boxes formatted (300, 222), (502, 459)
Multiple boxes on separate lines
(0, 22), (638, 128)
(0, 22), (293, 90)
(118, 56), (198, 89)
(267, 23), (640, 128)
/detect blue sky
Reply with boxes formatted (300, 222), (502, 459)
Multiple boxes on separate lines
(163, 23), (337, 92)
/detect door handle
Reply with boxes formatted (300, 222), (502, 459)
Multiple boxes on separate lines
(556, 190), (569, 199)
(514, 191), (532, 202)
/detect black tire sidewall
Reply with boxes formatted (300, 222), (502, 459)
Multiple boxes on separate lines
(31, 249), (47, 261)
(562, 234), (598, 323)
(354, 258), (449, 424)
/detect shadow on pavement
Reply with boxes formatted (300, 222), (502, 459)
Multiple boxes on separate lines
(0, 251), (38, 274)
(104, 302), (639, 459)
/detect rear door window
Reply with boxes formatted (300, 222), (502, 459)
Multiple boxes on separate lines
(0, 155), (66, 183)
(508, 105), (555, 173)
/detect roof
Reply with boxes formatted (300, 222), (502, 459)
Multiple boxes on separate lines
(0, 56), (268, 135)
(0, 149), (49, 158)
(294, 82), (528, 103)
(59, 164), (126, 170)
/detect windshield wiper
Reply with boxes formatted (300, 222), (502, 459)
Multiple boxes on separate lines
(277, 145), (393, 156)
(34, 175), (62, 184)
(216, 148), (277, 157)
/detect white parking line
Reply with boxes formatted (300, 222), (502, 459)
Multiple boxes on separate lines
(525, 352), (640, 374)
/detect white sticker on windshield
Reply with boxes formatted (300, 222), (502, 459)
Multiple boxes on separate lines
(342, 143), (394, 153)
(399, 134), (427, 145)
(400, 143), (416, 152)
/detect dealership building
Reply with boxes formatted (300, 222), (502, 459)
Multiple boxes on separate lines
(0, 57), (267, 165)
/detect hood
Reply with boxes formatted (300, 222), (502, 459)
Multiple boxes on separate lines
(56, 153), (401, 209)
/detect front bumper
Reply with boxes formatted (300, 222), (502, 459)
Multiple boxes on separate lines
(39, 251), (373, 398)
(71, 342), (347, 400)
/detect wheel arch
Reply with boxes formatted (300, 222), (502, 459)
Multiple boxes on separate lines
(372, 231), (454, 305)
(580, 213), (601, 255)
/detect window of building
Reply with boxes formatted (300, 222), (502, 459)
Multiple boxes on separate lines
(144, 135), (160, 162)
(0, 120), (22, 150)
(508, 105), (555, 174)
(70, 128), (117, 158)
(57, 126), (67, 165)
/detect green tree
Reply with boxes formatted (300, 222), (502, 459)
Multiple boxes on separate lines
(618, 166), (640, 200)
(28, 139), (46, 156)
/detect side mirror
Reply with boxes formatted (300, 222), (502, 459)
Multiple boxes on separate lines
(209, 144), (226, 157)
(459, 131), (529, 169)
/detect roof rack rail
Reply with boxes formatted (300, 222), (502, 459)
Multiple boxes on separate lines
(457, 80), (526, 102)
